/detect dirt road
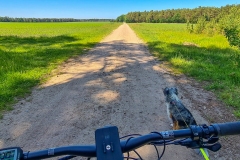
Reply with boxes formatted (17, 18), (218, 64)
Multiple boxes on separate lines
(0, 23), (239, 159)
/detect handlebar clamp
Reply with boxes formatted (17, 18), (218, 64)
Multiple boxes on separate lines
(190, 125), (200, 141)
(200, 124), (212, 139)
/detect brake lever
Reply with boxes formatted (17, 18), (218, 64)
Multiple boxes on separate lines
(207, 136), (219, 144)
(203, 142), (221, 152)
(150, 136), (222, 152)
(177, 137), (221, 152)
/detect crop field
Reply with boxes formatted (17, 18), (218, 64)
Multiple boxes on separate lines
(129, 23), (240, 117)
(0, 22), (121, 113)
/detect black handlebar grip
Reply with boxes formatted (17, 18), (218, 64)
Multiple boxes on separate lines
(212, 121), (240, 136)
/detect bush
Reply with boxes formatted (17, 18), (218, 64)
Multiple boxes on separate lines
(194, 16), (206, 34)
(219, 6), (240, 48)
(186, 21), (194, 33)
(204, 19), (219, 36)
(224, 27), (240, 48)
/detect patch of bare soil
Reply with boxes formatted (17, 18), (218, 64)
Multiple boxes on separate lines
(0, 23), (239, 159)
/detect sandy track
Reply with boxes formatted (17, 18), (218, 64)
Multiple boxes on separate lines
(0, 23), (239, 159)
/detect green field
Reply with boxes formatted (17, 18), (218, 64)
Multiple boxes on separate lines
(129, 23), (240, 117)
(0, 22), (121, 114)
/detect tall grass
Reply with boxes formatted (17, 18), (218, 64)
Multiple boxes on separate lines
(0, 22), (121, 112)
(129, 23), (240, 117)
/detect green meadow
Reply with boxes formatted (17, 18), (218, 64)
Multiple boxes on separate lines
(0, 22), (120, 113)
(129, 23), (240, 117)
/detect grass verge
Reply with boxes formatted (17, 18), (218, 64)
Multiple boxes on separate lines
(0, 22), (121, 114)
(129, 23), (240, 118)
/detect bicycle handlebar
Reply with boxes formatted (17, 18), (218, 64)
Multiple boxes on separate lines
(22, 121), (240, 160)
(212, 121), (240, 136)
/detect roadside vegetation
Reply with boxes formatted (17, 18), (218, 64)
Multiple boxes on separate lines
(0, 22), (120, 114)
(129, 23), (240, 117)
(117, 4), (240, 49)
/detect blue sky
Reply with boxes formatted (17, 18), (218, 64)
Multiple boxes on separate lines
(0, 0), (239, 19)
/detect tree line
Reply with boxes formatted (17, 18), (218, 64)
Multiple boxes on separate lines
(116, 4), (239, 23)
(0, 17), (114, 22)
